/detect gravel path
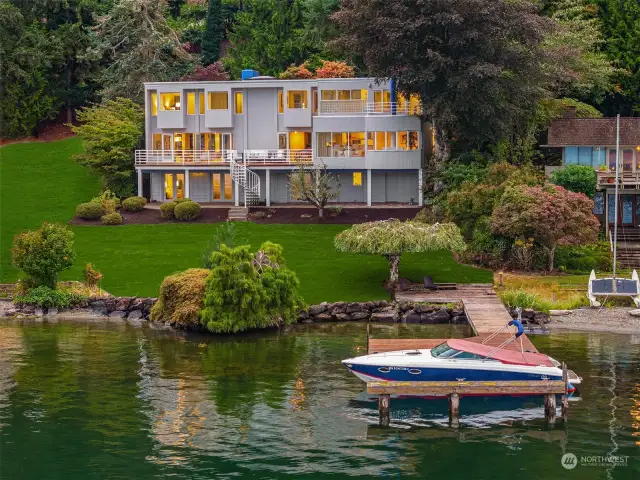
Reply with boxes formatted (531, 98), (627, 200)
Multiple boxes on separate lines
(549, 307), (640, 334)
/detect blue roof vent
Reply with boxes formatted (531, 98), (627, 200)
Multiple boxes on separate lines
(241, 69), (260, 80)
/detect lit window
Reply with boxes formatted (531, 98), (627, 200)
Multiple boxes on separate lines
(321, 90), (336, 101)
(353, 172), (363, 186)
(187, 92), (195, 115)
(151, 92), (158, 116)
(208, 92), (228, 110)
(287, 90), (308, 109)
(278, 90), (284, 114)
(408, 131), (419, 150)
(160, 93), (180, 111)
(234, 91), (243, 114)
(315, 132), (364, 157)
(338, 90), (351, 100)
(152, 133), (162, 149)
(199, 92), (205, 114)
(398, 131), (408, 150)
(375, 131), (386, 150)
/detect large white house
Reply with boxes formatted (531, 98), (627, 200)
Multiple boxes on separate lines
(135, 71), (429, 206)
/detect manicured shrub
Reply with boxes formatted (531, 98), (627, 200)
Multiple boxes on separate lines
(121, 196), (147, 212)
(91, 189), (120, 214)
(12, 222), (76, 288)
(101, 212), (123, 225)
(84, 263), (103, 287)
(150, 268), (209, 328)
(199, 242), (305, 333)
(550, 165), (597, 198)
(175, 200), (202, 221)
(174, 198), (192, 204)
(14, 286), (87, 309)
(76, 202), (104, 220)
(160, 201), (177, 219)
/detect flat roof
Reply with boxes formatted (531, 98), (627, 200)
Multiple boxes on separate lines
(144, 77), (385, 89)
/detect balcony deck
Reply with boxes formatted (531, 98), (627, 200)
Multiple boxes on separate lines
(317, 100), (421, 116)
(135, 149), (313, 167)
(597, 171), (640, 188)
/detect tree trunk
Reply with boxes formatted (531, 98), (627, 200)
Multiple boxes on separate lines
(387, 254), (401, 283)
(433, 123), (451, 165)
(318, 207), (324, 218)
(546, 246), (556, 272)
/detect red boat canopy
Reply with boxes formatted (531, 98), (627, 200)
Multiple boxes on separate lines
(447, 339), (555, 367)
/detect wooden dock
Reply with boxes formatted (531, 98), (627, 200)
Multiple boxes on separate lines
(367, 284), (572, 426)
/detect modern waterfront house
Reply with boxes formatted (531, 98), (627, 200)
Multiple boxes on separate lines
(135, 73), (429, 206)
(545, 113), (640, 230)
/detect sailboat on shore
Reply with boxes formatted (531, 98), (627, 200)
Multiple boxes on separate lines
(588, 114), (640, 307)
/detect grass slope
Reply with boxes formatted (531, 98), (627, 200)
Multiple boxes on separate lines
(1, 139), (492, 303)
(0, 139), (100, 281)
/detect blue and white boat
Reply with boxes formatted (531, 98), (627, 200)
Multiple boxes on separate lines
(342, 320), (580, 394)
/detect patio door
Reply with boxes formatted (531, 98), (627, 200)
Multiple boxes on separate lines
(608, 194), (636, 226)
(212, 173), (233, 201)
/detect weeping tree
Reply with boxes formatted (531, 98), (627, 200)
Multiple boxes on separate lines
(334, 220), (466, 284)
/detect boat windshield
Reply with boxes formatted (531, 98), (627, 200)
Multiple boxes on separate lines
(430, 342), (489, 360)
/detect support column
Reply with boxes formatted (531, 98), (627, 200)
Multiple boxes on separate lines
(367, 169), (372, 206)
(184, 169), (190, 199)
(378, 394), (390, 426)
(137, 169), (143, 197)
(266, 169), (271, 206)
(561, 363), (569, 421)
(234, 178), (240, 207)
(448, 393), (460, 428)
(418, 168), (424, 206)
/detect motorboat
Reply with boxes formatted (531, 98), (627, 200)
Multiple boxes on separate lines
(342, 320), (581, 395)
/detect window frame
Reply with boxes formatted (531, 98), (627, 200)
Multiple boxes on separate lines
(160, 92), (181, 111)
(186, 92), (196, 115)
(353, 172), (363, 186)
(208, 91), (229, 110)
(234, 91), (243, 114)
(287, 90), (308, 109)
(151, 91), (158, 116)
(278, 90), (284, 114)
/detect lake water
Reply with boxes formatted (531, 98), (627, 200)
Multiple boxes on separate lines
(0, 320), (638, 479)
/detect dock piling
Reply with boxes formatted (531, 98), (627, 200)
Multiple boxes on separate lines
(448, 393), (460, 428)
(378, 394), (390, 426)
(544, 393), (557, 423)
(561, 362), (569, 420)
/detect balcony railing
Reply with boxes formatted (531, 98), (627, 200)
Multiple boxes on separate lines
(597, 170), (640, 187)
(243, 149), (313, 165)
(134, 149), (236, 165)
(317, 100), (421, 116)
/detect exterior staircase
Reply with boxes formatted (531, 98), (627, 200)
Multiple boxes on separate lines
(611, 228), (640, 268)
(227, 207), (249, 222)
(230, 153), (260, 207)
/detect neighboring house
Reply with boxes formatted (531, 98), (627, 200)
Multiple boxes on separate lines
(545, 113), (640, 230)
(135, 72), (429, 206)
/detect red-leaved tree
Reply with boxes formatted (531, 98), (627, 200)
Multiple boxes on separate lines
(279, 64), (314, 79)
(491, 184), (600, 271)
(315, 60), (355, 78)
(181, 62), (229, 81)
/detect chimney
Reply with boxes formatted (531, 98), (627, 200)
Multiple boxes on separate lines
(563, 106), (577, 119)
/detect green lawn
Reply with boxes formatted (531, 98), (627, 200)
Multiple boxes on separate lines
(1, 139), (492, 304)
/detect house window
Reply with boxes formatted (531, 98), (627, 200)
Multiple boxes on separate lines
(353, 172), (363, 186)
(316, 132), (365, 157)
(370, 131), (419, 150)
(187, 92), (196, 115)
(321, 89), (367, 100)
(288, 90), (308, 109)
(199, 92), (205, 114)
(397, 93), (421, 114)
(373, 90), (391, 111)
(234, 91), (243, 114)
(151, 92), (158, 116)
(321, 90), (336, 101)
(164, 174), (174, 200)
(278, 90), (284, 114)
(208, 92), (228, 110)
(160, 93), (181, 111)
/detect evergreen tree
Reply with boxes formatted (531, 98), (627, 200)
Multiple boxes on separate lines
(95, 0), (195, 102)
(201, 0), (224, 65)
(0, 3), (62, 138)
(595, 0), (640, 115)
(224, 0), (313, 77)
(167, 0), (185, 19)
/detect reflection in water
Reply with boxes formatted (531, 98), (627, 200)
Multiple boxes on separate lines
(0, 320), (638, 479)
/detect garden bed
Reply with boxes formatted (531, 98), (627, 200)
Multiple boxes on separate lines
(70, 207), (230, 225)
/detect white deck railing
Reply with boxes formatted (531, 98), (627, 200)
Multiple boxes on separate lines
(317, 100), (421, 116)
(134, 149), (237, 165)
(243, 149), (313, 165)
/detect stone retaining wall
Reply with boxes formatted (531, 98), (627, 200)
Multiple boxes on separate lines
(4, 297), (470, 326)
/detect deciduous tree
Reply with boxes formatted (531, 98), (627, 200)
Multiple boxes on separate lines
(279, 64), (315, 79)
(181, 62), (229, 81)
(315, 60), (354, 78)
(334, 220), (466, 283)
(491, 184), (600, 271)
(289, 165), (341, 217)
(71, 98), (144, 196)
